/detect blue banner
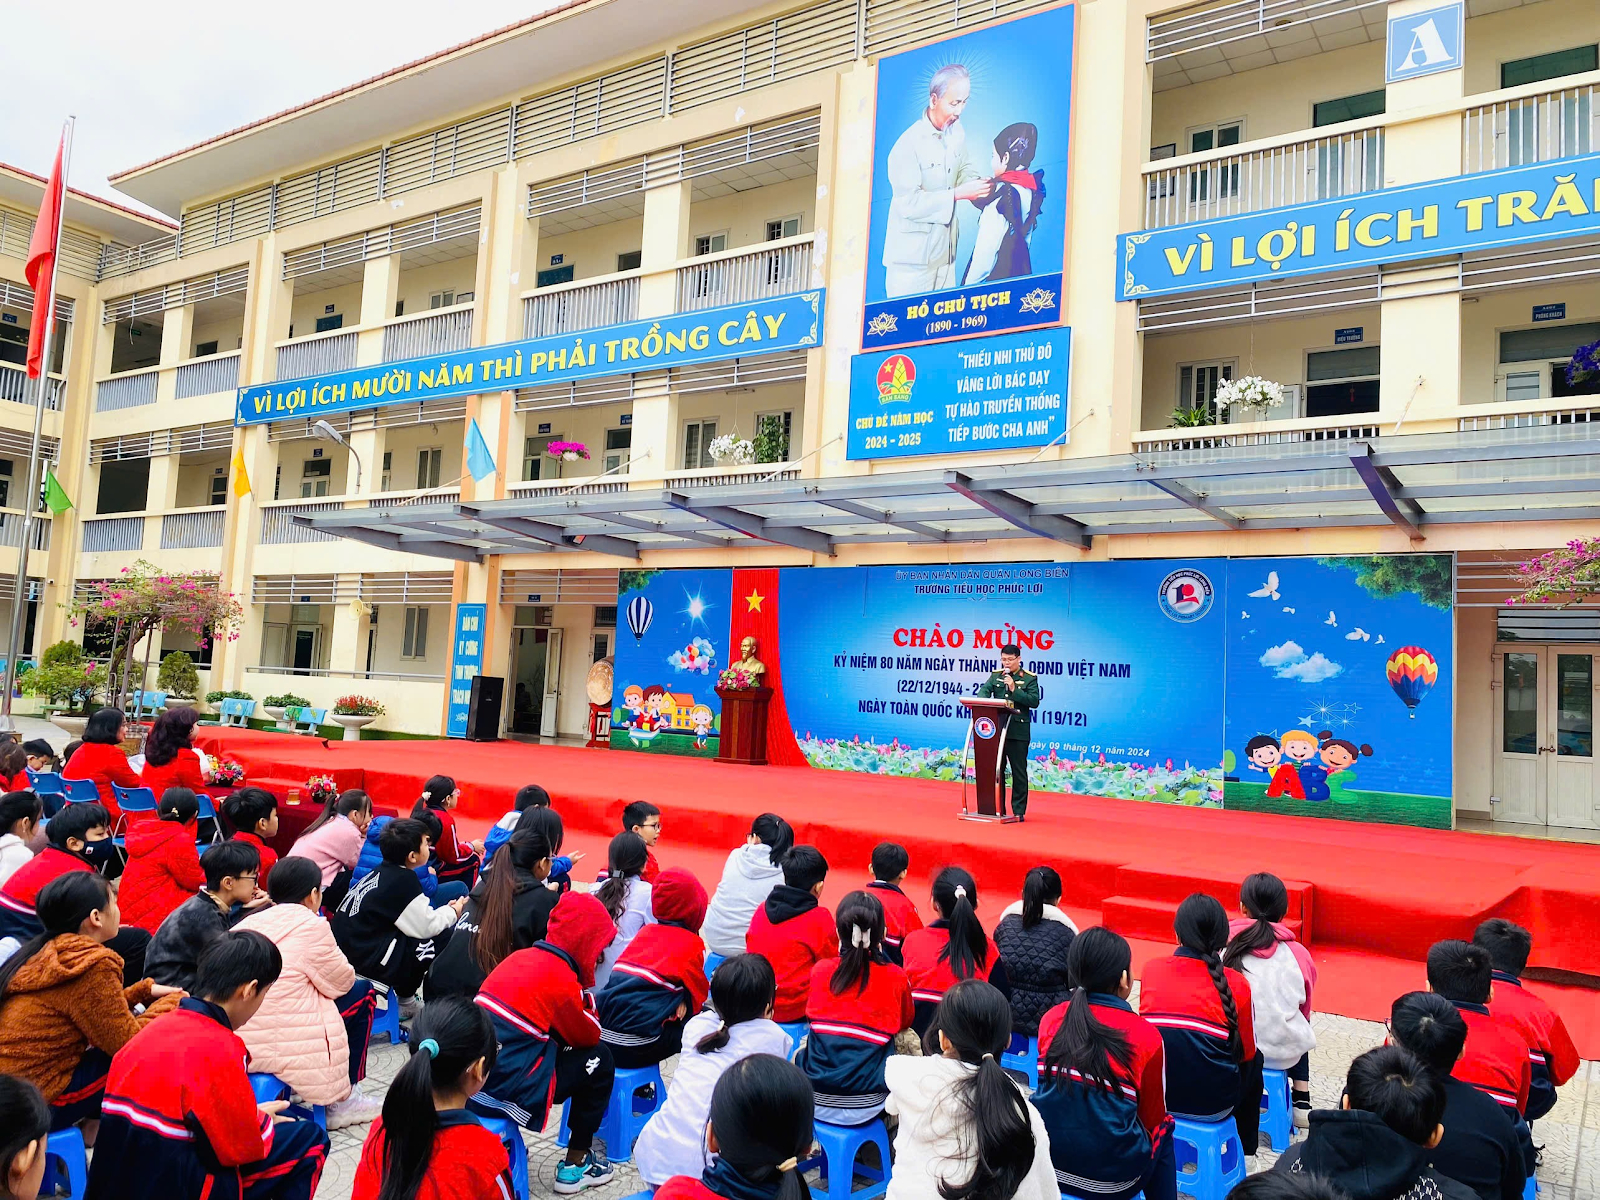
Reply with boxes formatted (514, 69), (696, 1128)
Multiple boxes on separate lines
(861, 5), (1075, 350)
(446, 603), (487, 738)
(236, 291), (826, 425)
(847, 326), (1070, 459)
(1117, 155), (1600, 300)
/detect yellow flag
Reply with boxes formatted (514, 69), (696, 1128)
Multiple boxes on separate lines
(231, 447), (251, 497)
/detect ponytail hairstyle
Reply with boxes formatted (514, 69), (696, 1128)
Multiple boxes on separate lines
(696, 952), (778, 1053)
(750, 812), (794, 862)
(0, 1073), (48, 1197)
(470, 830), (553, 974)
(0, 872), (114, 999)
(1020, 866), (1062, 930)
(303, 788), (372, 837)
(930, 979), (1035, 1200)
(830, 890), (885, 997)
(706, 1054), (814, 1200)
(514, 805), (564, 857)
(157, 787), (200, 825)
(931, 866), (987, 980)
(376, 995), (498, 1200)
(1175, 893), (1243, 1063)
(411, 775), (457, 821)
(1223, 872), (1288, 971)
(1044, 926), (1135, 1089)
(595, 831), (648, 921)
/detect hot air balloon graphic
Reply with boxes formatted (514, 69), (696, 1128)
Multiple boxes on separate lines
(625, 595), (654, 646)
(1386, 645), (1438, 718)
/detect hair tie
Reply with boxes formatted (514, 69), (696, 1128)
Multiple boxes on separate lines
(953, 885), (968, 901)
(981, 1051), (994, 1062)
(777, 1158), (799, 1173)
(418, 1038), (440, 1059)
(610, 869), (623, 879)
(850, 925), (872, 949)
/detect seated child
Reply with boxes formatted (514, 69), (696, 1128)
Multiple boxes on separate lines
(426, 829), (557, 1000)
(745, 844), (838, 1024)
(702, 813), (793, 958)
(901, 866), (1007, 1035)
(0, 791), (42, 887)
(222, 787), (280, 887)
(593, 831), (655, 990)
(86, 931), (331, 1200)
(332, 818), (465, 1003)
(1272, 1045), (1478, 1200)
(351, 812), (467, 908)
(653, 1054), (817, 1200)
(0, 1072), (49, 1200)
(470, 892), (619, 1194)
(634, 954), (790, 1188)
(993, 865), (1077, 1038)
(0, 744), (29, 795)
(61, 709), (139, 821)
(351, 996), (513, 1200)
(1474, 918), (1579, 1122)
(482, 783), (550, 861)
(287, 789), (373, 911)
(597, 867), (710, 1067)
(146, 840), (261, 991)
(120, 788), (206, 933)
(623, 799), (663, 883)
(235, 857), (381, 1131)
(1427, 940), (1532, 1117)
(1036, 927), (1174, 1200)
(411, 775), (481, 889)
(22, 738), (59, 775)
(0, 872), (181, 1134)
(865, 841), (923, 965)
(510, 804), (576, 889)
(1225, 872), (1317, 1125)
(797, 890), (913, 1125)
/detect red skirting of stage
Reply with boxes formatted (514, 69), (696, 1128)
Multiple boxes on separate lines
(197, 727), (1600, 1054)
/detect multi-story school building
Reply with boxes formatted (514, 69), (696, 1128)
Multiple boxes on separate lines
(7, 0), (1600, 835)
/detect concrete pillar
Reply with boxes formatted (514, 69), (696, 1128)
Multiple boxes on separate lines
(628, 182), (692, 482)
(160, 304), (195, 368)
(147, 452), (181, 514)
(356, 254), (401, 366)
(349, 427), (383, 497)
(327, 578), (365, 674)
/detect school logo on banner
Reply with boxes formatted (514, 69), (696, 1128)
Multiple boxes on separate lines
(1386, 3), (1462, 82)
(1159, 568), (1214, 623)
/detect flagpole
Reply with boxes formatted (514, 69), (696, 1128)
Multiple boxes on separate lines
(2, 117), (74, 731)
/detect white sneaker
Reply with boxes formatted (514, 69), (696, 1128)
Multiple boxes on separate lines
(327, 1088), (385, 1130)
(399, 996), (421, 1022)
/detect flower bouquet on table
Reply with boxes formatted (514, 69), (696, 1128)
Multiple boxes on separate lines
(209, 759), (245, 787)
(717, 664), (761, 690)
(546, 441), (590, 463)
(306, 773), (338, 806)
(1214, 375), (1285, 419)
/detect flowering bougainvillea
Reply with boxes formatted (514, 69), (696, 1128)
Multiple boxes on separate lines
(1508, 538), (1600, 607)
(1566, 339), (1600, 388)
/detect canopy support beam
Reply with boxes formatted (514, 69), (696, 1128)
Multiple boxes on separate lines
(943, 471), (1090, 548)
(1351, 446), (1425, 541)
(1145, 479), (1244, 530)
(665, 492), (836, 555)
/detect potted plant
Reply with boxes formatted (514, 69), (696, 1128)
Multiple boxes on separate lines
(157, 651), (201, 710)
(752, 415), (790, 465)
(263, 692), (312, 730)
(26, 641), (109, 735)
(330, 694), (386, 741)
(204, 688), (253, 706)
(545, 441), (590, 464)
(1213, 375), (1286, 422)
(708, 433), (755, 466)
(1169, 404), (1218, 429)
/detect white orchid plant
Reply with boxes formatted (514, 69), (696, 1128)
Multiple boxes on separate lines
(1214, 375), (1285, 416)
(707, 433), (755, 465)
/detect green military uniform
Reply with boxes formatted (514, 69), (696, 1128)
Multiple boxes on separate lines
(975, 666), (1041, 818)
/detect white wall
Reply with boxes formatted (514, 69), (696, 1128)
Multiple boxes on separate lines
(395, 259), (479, 316)
(1461, 280), (1600, 406)
(688, 177), (815, 254)
(537, 217), (647, 284)
(368, 601), (448, 676)
(287, 283), (363, 340)
(381, 420), (465, 491)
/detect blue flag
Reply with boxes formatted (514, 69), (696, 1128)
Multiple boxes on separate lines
(465, 418), (497, 482)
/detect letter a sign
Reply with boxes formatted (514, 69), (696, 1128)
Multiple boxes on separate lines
(1387, 3), (1463, 82)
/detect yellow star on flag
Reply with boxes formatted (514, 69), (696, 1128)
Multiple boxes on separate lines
(745, 589), (765, 613)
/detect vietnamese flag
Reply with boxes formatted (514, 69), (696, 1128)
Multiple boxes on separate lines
(25, 132), (66, 379)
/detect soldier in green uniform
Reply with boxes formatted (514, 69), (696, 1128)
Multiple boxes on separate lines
(974, 642), (1041, 820)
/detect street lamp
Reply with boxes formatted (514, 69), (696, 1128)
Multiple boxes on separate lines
(310, 419), (362, 492)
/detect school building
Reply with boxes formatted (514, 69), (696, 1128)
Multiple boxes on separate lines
(6, 0), (1600, 834)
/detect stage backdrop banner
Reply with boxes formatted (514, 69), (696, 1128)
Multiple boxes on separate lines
(610, 568), (733, 758)
(861, 4), (1075, 351)
(847, 326), (1070, 459)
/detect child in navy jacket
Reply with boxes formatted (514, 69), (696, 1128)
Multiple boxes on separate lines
(901, 867), (1007, 1036)
(797, 889), (914, 1126)
(598, 867), (710, 1067)
(745, 845), (837, 1023)
(1474, 919), (1578, 1122)
(86, 931), (330, 1200)
(1035, 927), (1174, 1200)
(865, 842), (922, 965)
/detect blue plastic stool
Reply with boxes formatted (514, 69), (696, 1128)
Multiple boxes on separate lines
(1524, 1173), (1539, 1200)
(805, 1117), (891, 1200)
(557, 1063), (664, 1163)
(42, 1127), (89, 1200)
(477, 1113), (531, 1200)
(704, 952), (727, 976)
(371, 988), (407, 1044)
(1001, 1031), (1040, 1090)
(248, 1072), (328, 1129)
(1259, 1067), (1292, 1151)
(1173, 1115), (1246, 1200)
(779, 1020), (808, 1061)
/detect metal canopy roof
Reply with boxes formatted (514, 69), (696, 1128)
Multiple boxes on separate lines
(296, 424), (1600, 563)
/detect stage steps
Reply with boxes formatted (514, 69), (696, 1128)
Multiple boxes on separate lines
(1101, 862), (1312, 945)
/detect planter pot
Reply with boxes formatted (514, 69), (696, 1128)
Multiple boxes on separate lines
(330, 713), (377, 741)
(48, 714), (90, 737)
(263, 705), (291, 730)
(164, 696), (203, 713)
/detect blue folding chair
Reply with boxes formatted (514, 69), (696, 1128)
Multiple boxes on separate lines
(196, 792), (225, 846)
(61, 779), (102, 805)
(27, 769), (67, 815)
(111, 784), (158, 842)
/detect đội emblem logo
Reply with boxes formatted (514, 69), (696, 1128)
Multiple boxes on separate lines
(876, 354), (916, 405)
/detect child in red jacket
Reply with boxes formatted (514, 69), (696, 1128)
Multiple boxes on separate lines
(1474, 918), (1579, 1122)
(597, 867), (709, 1067)
(223, 788), (280, 888)
(353, 996), (513, 1200)
(1427, 939), (1533, 1116)
(85, 931), (330, 1200)
(745, 845), (837, 1023)
(413, 775), (482, 889)
(901, 866), (1007, 1036)
(120, 789), (207, 933)
(471, 892), (618, 1194)
(865, 842), (922, 965)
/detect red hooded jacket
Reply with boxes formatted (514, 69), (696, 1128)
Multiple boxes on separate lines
(747, 886), (839, 1023)
(120, 818), (206, 932)
(597, 869), (710, 1043)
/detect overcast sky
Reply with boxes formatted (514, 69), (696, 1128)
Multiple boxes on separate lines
(0, 0), (565, 217)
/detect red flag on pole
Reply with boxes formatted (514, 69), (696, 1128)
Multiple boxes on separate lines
(24, 135), (65, 379)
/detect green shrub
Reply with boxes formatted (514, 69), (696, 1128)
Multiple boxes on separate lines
(204, 688), (253, 704)
(40, 640), (83, 668)
(25, 660), (108, 713)
(157, 651), (200, 697)
(264, 693), (312, 708)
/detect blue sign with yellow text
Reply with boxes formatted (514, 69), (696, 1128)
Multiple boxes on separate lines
(446, 603), (487, 738)
(236, 291), (825, 425)
(1117, 156), (1600, 300)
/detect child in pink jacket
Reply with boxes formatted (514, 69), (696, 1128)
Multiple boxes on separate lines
(1225, 872), (1317, 1126)
(234, 855), (382, 1129)
(287, 789), (372, 910)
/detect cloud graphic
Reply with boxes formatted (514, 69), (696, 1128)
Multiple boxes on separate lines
(1276, 652), (1344, 683)
(1259, 641), (1306, 667)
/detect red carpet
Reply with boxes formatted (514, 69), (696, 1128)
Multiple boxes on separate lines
(198, 728), (1600, 1055)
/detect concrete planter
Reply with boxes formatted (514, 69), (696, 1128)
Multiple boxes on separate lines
(331, 713), (378, 741)
(263, 705), (291, 730)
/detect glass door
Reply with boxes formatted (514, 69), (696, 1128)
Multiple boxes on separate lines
(1493, 649), (1543, 824)
(1548, 650), (1596, 829)
(1493, 645), (1600, 829)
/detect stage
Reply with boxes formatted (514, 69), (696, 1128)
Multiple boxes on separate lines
(197, 727), (1600, 1054)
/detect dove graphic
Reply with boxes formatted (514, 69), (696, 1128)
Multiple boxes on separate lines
(1324, 611), (1337, 627)
(1375, 634), (1385, 644)
(1282, 606), (1296, 614)
(1241, 610), (1250, 619)
(1248, 571), (1281, 601)
(1344, 627), (1370, 642)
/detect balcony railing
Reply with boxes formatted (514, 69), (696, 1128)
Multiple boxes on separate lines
(174, 351), (241, 399)
(1133, 417), (1383, 456)
(676, 237), (815, 311)
(160, 508), (226, 549)
(95, 370), (159, 412)
(382, 306), (474, 363)
(82, 516), (146, 553)
(523, 274), (640, 338)
(1458, 401), (1600, 432)
(260, 500), (345, 544)
(97, 235), (180, 280)
(0, 363), (64, 410)
(276, 330), (357, 381)
(509, 476), (630, 497)
(1464, 81), (1598, 175)
(666, 462), (802, 488)
(366, 488), (462, 508)
(1143, 128), (1384, 229)
(0, 512), (49, 551)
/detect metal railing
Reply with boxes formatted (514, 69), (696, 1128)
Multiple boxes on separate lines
(174, 351), (241, 399)
(1133, 421), (1382, 454)
(1459, 404), (1600, 432)
(94, 370), (159, 412)
(260, 501), (345, 544)
(381, 307), (474, 363)
(676, 238), (815, 311)
(160, 508), (226, 549)
(666, 463), (803, 488)
(523, 275), (640, 338)
(1144, 129), (1384, 229)
(244, 665), (448, 682)
(276, 331), (357, 381)
(97, 235), (181, 280)
(366, 488), (462, 508)
(1463, 82), (1598, 174)
(509, 477), (630, 497)
(0, 512), (49, 551)
(81, 516), (146, 554)
(0, 363), (64, 409)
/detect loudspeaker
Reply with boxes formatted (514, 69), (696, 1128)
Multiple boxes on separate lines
(466, 675), (504, 741)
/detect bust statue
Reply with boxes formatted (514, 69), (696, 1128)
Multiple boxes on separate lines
(735, 635), (766, 679)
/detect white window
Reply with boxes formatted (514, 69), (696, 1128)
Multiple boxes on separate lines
(766, 216), (801, 241)
(209, 473), (227, 506)
(416, 447), (442, 490)
(1497, 322), (1600, 402)
(524, 434), (560, 481)
(604, 427), (632, 474)
(1176, 360), (1235, 420)
(694, 232), (728, 256)
(429, 290), (455, 310)
(682, 420), (718, 470)
(1305, 346), (1380, 418)
(300, 458), (331, 498)
(1184, 121), (1243, 204)
(381, 451), (392, 491)
(401, 606), (430, 659)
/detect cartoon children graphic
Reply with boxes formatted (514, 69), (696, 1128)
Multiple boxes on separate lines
(1303, 732), (1374, 801)
(690, 704), (714, 750)
(641, 684), (669, 732)
(1244, 735), (1281, 777)
(1266, 729), (1319, 800)
(622, 684), (645, 728)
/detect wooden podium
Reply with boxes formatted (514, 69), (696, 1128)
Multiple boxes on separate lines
(715, 685), (772, 766)
(959, 696), (1018, 823)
